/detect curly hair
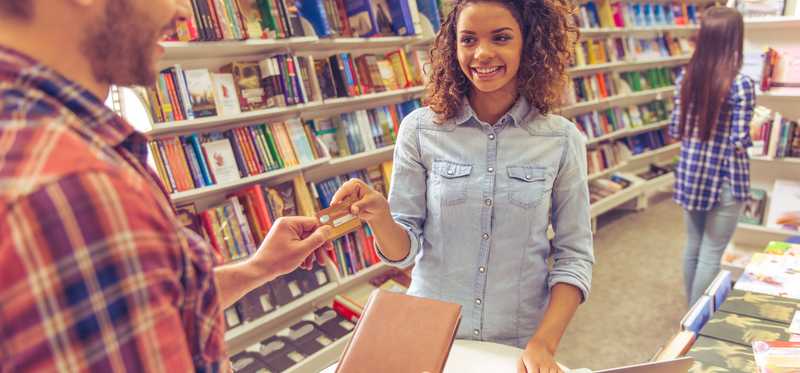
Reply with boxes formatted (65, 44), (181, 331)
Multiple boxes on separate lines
(425, 0), (578, 122)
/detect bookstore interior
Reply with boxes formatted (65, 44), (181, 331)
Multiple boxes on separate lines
(6, 0), (800, 370)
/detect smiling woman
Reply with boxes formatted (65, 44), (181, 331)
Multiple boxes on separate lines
(329, 1), (594, 373)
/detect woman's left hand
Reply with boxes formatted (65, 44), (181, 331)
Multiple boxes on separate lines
(517, 339), (562, 373)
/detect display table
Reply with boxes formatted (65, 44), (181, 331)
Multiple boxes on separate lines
(319, 339), (569, 373)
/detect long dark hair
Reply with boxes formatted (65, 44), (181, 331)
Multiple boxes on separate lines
(678, 6), (744, 141)
(425, 0), (578, 122)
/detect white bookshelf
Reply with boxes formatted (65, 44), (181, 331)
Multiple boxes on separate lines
(560, 86), (675, 117)
(170, 157), (330, 204)
(579, 25), (698, 37)
(590, 178), (647, 218)
(567, 55), (690, 76)
(586, 119), (669, 145)
(159, 35), (423, 63)
(226, 262), (390, 355)
(146, 86), (425, 137)
(744, 16), (800, 29)
(284, 335), (351, 373)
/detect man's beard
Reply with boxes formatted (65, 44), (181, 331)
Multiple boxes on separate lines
(80, 0), (161, 88)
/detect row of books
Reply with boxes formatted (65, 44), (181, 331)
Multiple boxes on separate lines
(742, 47), (800, 92)
(148, 119), (323, 193)
(575, 0), (699, 30)
(144, 48), (425, 124)
(588, 142), (631, 175)
(572, 98), (673, 140)
(748, 106), (800, 159)
(171, 0), (447, 42)
(572, 33), (692, 68)
(565, 66), (678, 105)
(148, 99), (416, 194)
(229, 269), (412, 372)
(589, 174), (634, 203)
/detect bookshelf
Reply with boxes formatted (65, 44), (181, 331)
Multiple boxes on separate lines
(585, 119), (669, 145)
(579, 25), (699, 37)
(560, 86), (676, 116)
(743, 16), (800, 28)
(567, 55), (690, 75)
(146, 86), (425, 137)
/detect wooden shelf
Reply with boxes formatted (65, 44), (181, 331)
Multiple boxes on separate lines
(757, 88), (800, 100)
(588, 162), (627, 181)
(146, 86), (425, 137)
(744, 16), (800, 29)
(586, 120), (670, 145)
(580, 25), (698, 37)
(641, 171), (675, 191)
(312, 36), (423, 51)
(567, 55), (690, 75)
(305, 146), (395, 183)
(560, 86), (676, 116)
(737, 222), (799, 238)
(170, 158), (330, 204)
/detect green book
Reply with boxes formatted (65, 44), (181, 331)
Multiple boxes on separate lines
(699, 311), (791, 347)
(261, 125), (285, 169)
(257, 0), (280, 37)
(719, 289), (798, 325)
(738, 188), (767, 225)
(687, 336), (755, 373)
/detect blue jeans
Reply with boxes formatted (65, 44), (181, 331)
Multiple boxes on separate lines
(683, 183), (743, 305)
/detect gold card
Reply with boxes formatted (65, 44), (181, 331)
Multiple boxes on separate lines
(316, 199), (362, 240)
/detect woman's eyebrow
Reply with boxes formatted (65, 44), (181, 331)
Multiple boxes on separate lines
(459, 27), (513, 35)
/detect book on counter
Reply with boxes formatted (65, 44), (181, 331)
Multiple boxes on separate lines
(699, 311), (791, 348)
(335, 289), (461, 373)
(686, 335), (755, 373)
(719, 288), (798, 325)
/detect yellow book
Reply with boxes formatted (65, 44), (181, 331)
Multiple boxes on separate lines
(595, 40), (608, 63)
(381, 160), (393, 192)
(386, 50), (411, 88)
(598, 0), (615, 29)
(574, 42), (587, 66)
(587, 40), (599, 65)
(377, 60), (400, 90)
(292, 175), (317, 217)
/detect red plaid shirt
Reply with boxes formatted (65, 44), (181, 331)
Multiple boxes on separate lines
(0, 46), (226, 372)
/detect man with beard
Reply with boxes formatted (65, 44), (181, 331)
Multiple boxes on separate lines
(0, 1), (333, 371)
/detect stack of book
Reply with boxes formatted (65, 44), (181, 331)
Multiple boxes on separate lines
(589, 174), (633, 203)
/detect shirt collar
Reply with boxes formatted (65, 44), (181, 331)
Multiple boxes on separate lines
(454, 95), (532, 129)
(0, 45), (145, 159)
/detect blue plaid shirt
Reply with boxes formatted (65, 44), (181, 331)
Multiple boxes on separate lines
(669, 73), (755, 211)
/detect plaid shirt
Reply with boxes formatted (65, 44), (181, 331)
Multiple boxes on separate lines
(669, 73), (755, 211)
(0, 46), (225, 372)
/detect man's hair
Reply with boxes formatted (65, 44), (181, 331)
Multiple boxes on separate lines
(0, 1), (34, 19)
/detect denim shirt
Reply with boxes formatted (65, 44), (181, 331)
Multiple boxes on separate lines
(379, 97), (594, 348)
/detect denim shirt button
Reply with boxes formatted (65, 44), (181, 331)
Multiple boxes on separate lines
(473, 329), (480, 336)
(479, 266), (486, 273)
(482, 233), (489, 240)
(488, 167), (494, 173)
(485, 199), (492, 206)
(488, 134), (495, 140)
(475, 298), (482, 305)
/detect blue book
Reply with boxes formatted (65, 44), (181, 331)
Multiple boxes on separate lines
(345, 0), (378, 37)
(182, 142), (205, 187)
(416, 0), (441, 33)
(681, 295), (713, 333)
(387, 0), (416, 36)
(686, 5), (697, 24)
(632, 3), (643, 27)
(585, 2), (600, 28)
(339, 53), (357, 96)
(297, 0), (332, 37)
(223, 131), (249, 177)
(188, 134), (213, 185)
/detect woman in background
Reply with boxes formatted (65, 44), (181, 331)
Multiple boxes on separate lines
(669, 6), (755, 305)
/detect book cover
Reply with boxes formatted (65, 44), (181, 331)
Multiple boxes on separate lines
(345, 0), (378, 37)
(739, 188), (768, 225)
(719, 288), (798, 325)
(265, 181), (299, 220)
(699, 311), (791, 347)
(686, 336), (755, 373)
(416, 0), (441, 35)
(210, 73), (242, 116)
(221, 62), (268, 111)
(183, 69), (218, 118)
(202, 139), (242, 183)
(766, 179), (800, 231)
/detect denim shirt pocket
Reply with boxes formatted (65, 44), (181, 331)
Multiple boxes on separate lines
(506, 166), (547, 209)
(431, 160), (472, 206)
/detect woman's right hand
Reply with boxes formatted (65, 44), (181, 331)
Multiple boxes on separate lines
(331, 178), (391, 224)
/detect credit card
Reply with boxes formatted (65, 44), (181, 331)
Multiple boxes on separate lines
(316, 198), (362, 240)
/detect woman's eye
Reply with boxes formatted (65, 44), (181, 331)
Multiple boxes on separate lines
(494, 34), (512, 42)
(460, 36), (475, 44)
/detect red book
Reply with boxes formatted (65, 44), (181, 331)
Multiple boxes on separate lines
(200, 210), (224, 257)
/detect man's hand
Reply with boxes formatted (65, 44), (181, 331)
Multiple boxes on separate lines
(517, 339), (562, 373)
(249, 216), (332, 279)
